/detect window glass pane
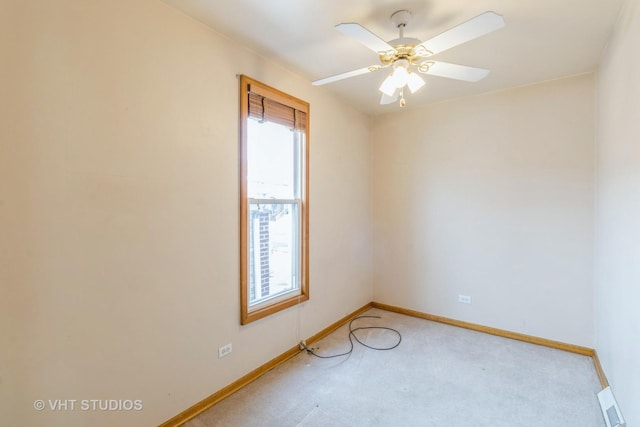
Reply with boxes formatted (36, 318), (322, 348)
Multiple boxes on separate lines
(248, 202), (299, 307)
(247, 120), (298, 199)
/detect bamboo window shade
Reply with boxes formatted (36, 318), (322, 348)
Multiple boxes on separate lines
(248, 90), (307, 132)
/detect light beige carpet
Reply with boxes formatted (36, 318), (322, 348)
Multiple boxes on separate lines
(186, 308), (604, 426)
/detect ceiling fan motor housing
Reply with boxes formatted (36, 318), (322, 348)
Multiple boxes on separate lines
(378, 40), (431, 67)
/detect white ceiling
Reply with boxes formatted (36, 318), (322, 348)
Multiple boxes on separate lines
(162, 0), (624, 115)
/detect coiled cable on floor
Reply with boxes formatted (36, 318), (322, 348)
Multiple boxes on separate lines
(300, 315), (401, 359)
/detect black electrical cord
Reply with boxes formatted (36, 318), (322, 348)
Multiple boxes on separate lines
(301, 315), (401, 359)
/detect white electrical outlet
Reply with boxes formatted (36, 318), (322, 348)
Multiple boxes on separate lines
(458, 294), (472, 304)
(218, 343), (232, 358)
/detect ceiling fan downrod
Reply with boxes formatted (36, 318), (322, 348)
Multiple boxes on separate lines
(391, 9), (411, 38)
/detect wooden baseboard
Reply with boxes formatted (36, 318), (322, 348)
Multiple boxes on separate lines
(591, 349), (609, 388)
(305, 302), (373, 346)
(158, 346), (300, 427)
(371, 302), (594, 356)
(158, 302), (372, 427)
(371, 301), (611, 389)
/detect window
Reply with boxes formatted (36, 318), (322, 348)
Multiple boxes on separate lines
(239, 75), (309, 325)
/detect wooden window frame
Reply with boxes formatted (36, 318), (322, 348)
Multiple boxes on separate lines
(239, 75), (310, 325)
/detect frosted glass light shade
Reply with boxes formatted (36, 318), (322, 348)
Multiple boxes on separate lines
(379, 75), (396, 96)
(407, 72), (425, 93)
(391, 66), (409, 87)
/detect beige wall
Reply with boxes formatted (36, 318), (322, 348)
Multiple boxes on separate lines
(372, 74), (595, 347)
(0, 1), (372, 426)
(5, 0), (636, 425)
(595, 0), (640, 424)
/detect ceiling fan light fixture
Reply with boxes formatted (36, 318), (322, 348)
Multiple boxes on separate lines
(407, 72), (425, 93)
(380, 89), (399, 105)
(391, 65), (410, 87)
(379, 75), (397, 96)
(380, 62), (425, 99)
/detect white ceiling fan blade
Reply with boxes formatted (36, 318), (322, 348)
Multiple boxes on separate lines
(380, 89), (399, 105)
(416, 11), (505, 56)
(312, 65), (381, 86)
(423, 61), (489, 82)
(335, 23), (396, 54)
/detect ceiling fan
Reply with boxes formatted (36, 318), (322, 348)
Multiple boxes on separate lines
(312, 10), (505, 107)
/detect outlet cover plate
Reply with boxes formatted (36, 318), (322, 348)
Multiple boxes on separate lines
(218, 343), (232, 358)
(458, 295), (472, 304)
